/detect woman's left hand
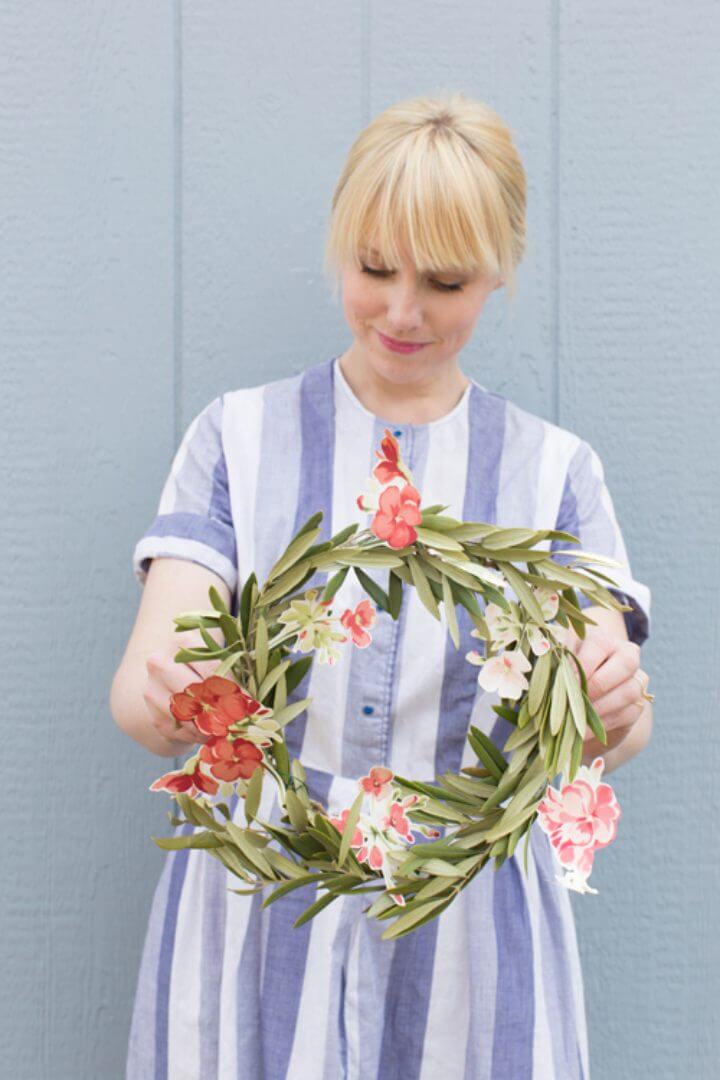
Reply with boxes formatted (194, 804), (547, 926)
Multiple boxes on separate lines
(560, 624), (650, 752)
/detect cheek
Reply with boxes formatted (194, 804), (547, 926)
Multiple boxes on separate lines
(441, 295), (489, 339)
(342, 277), (380, 322)
(435, 300), (479, 338)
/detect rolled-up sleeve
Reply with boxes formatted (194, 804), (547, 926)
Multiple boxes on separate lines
(132, 395), (238, 594)
(550, 438), (651, 646)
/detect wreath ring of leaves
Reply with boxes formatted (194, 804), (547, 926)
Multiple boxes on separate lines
(151, 429), (628, 940)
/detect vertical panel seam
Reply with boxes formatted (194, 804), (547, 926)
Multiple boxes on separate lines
(552, 0), (560, 426)
(361, 0), (371, 126)
(173, 0), (183, 774)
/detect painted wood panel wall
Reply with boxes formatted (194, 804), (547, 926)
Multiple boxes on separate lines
(1, 2), (717, 1076)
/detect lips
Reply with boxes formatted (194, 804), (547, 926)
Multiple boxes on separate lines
(376, 330), (429, 354)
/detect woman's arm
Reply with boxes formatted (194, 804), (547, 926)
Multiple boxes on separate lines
(571, 604), (653, 775)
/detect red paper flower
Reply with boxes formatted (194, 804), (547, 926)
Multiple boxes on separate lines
(198, 736), (264, 782)
(149, 761), (219, 798)
(370, 483), (422, 548)
(372, 429), (406, 485)
(170, 675), (272, 738)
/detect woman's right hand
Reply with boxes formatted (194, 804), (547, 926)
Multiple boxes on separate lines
(142, 628), (224, 752)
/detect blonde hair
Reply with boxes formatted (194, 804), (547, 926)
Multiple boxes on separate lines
(324, 91), (527, 305)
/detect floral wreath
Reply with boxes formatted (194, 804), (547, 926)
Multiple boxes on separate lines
(150, 428), (624, 939)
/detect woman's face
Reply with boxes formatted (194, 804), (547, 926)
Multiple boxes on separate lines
(340, 240), (503, 386)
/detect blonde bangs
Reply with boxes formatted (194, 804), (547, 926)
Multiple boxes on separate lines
(323, 92), (526, 302)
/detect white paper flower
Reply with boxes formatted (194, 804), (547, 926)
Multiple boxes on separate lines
(554, 868), (599, 894)
(527, 625), (552, 656)
(474, 647), (532, 700)
(533, 585), (560, 620)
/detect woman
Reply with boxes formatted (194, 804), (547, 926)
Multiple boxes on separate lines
(113, 92), (652, 1080)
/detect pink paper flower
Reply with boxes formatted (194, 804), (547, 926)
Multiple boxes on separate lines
(360, 766), (394, 800)
(382, 796), (419, 839)
(340, 599), (377, 648)
(536, 757), (621, 893)
(370, 482), (423, 549)
(328, 807), (364, 850)
(328, 770), (427, 899)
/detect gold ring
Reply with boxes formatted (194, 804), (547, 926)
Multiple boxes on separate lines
(632, 671), (654, 703)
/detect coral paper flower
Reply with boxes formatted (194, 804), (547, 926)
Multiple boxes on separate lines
(372, 429), (412, 486)
(370, 482), (422, 549)
(340, 599), (377, 647)
(149, 759), (218, 798)
(536, 757), (621, 893)
(199, 736), (264, 782)
(169, 675), (273, 739)
(466, 646), (532, 700)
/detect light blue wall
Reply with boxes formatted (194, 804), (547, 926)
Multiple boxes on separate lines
(2, 2), (717, 1077)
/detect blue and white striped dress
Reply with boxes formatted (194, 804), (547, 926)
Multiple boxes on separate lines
(127, 354), (651, 1080)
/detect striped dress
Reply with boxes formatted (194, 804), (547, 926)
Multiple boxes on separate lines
(127, 354), (651, 1080)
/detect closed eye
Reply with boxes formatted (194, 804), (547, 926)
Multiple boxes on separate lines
(360, 264), (464, 293)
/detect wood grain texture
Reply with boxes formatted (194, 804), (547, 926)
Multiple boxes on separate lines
(1, 1), (717, 1076)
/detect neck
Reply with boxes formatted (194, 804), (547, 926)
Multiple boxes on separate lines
(337, 345), (470, 425)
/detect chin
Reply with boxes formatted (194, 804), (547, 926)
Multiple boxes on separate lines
(371, 341), (436, 377)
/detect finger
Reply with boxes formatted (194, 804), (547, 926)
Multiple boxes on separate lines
(570, 629), (620, 692)
(583, 712), (638, 750)
(587, 639), (643, 699)
(591, 674), (647, 720)
(142, 689), (201, 744)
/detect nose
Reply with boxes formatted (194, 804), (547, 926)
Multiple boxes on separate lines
(384, 277), (424, 332)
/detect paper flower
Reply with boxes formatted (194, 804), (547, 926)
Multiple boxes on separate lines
(198, 736), (263, 782)
(536, 756), (621, 893)
(277, 588), (348, 664)
(370, 482), (423, 548)
(340, 599), (377, 648)
(526, 627), (551, 656)
(534, 585), (560, 620)
(329, 770), (429, 905)
(169, 674), (275, 740)
(466, 646), (532, 700)
(359, 765), (394, 800)
(480, 601), (521, 647)
(150, 757), (219, 798)
(372, 429), (414, 487)
(356, 473), (399, 513)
